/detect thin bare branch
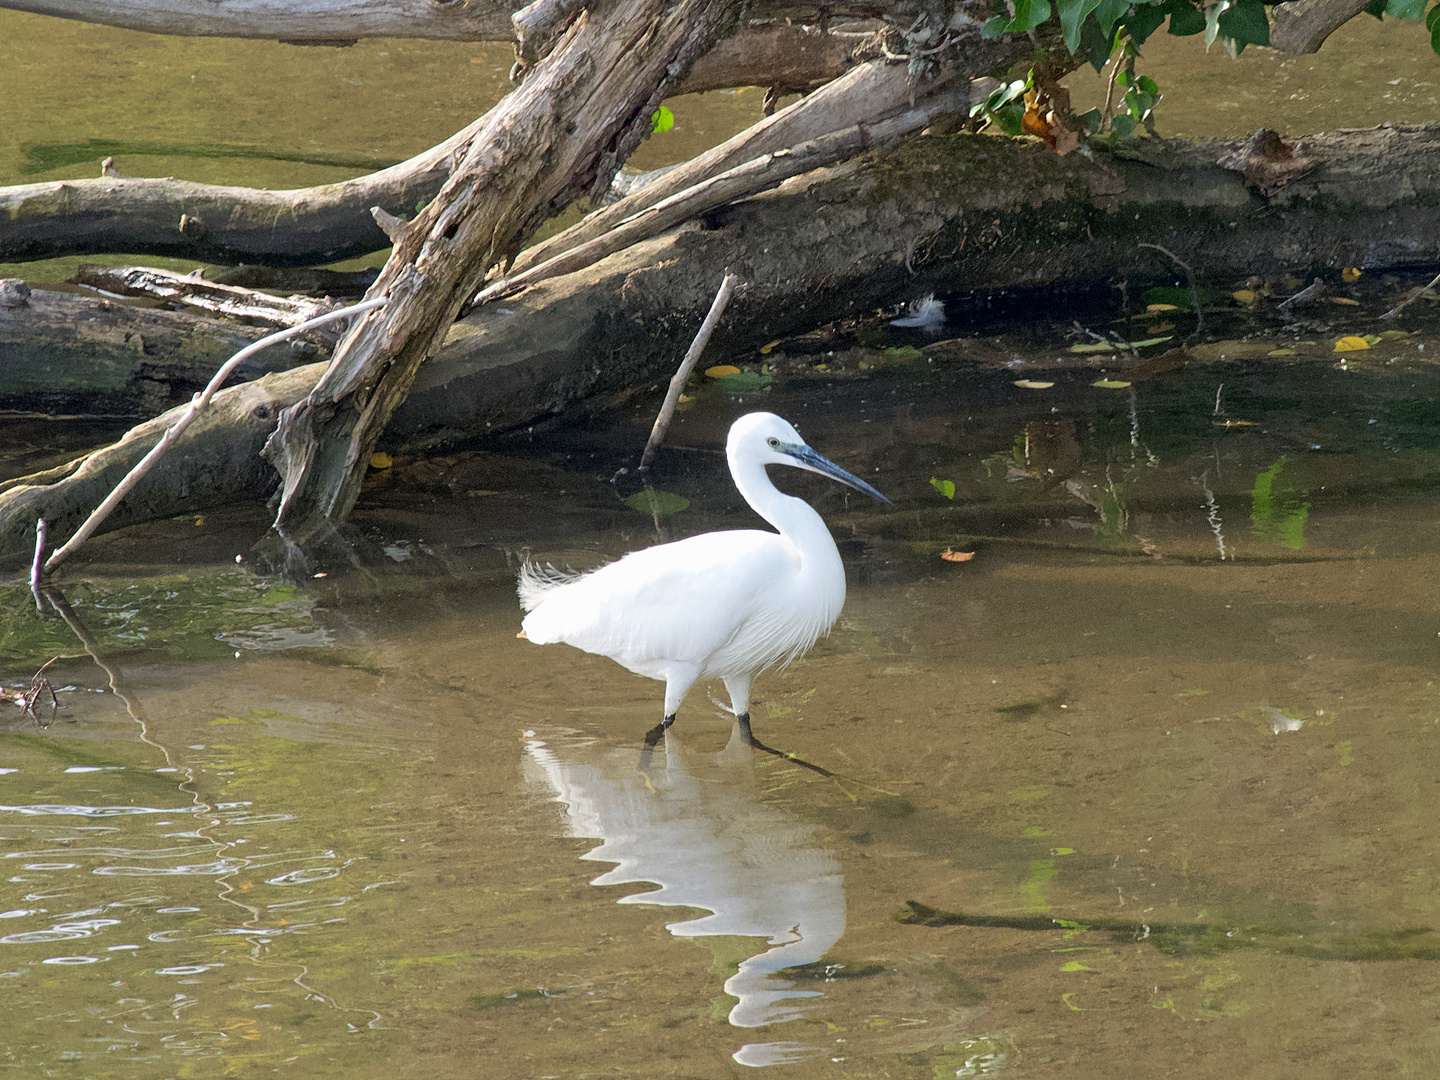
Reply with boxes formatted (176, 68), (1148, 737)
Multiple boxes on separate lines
(42, 296), (386, 576)
(639, 272), (739, 472)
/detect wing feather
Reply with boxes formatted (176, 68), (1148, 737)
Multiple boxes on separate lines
(520, 531), (795, 671)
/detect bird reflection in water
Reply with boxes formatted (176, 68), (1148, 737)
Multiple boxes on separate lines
(522, 721), (846, 1067)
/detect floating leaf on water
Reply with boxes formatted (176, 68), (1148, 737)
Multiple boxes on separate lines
(1232, 289), (1257, 303)
(1333, 336), (1371, 352)
(939, 547), (974, 562)
(369, 452), (393, 469)
(649, 105), (674, 133)
(758, 339), (781, 355)
(883, 345), (922, 360)
(1342, 266), (1363, 282)
(194, 516), (205, 526)
(1091, 379), (1132, 389)
(1329, 297), (1361, 306)
(1060, 961), (1095, 972)
(929, 477), (956, 500)
(624, 489), (689, 516)
(718, 370), (772, 390)
(1377, 329), (1412, 341)
(704, 364), (741, 378)
(1266, 348), (1296, 357)
(1146, 302), (1178, 312)
(1013, 379), (1055, 389)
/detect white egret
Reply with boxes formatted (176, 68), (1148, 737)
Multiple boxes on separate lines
(518, 412), (890, 731)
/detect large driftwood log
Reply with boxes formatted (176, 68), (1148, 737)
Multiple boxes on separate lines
(0, 22), (858, 267)
(264, 0), (746, 541)
(0, 286), (313, 415)
(7, 124), (1440, 563)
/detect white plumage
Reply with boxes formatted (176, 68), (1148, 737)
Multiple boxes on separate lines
(519, 412), (890, 728)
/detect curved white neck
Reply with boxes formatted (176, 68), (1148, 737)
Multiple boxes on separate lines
(728, 451), (842, 575)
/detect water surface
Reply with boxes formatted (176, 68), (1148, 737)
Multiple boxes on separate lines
(6, 335), (1440, 1076)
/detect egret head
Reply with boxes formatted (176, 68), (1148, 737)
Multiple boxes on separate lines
(728, 412), (892, 504)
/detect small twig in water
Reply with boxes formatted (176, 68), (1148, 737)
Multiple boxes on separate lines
(1380, 269), (1440, 320)
(1137, 243), (1204, 332)
(638, 272), (739, 471)
(1213, 382), (1225, 417)
(2, 656), (61, 727)
(1276, 277), (1325, 312)
(41, 296), (388, 577)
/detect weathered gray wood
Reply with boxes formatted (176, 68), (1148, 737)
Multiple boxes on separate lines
(0, 287), (310, 415)
(42, 298), (384, 575)
(476, 86), (970, 304)
(0, 24), (857, 266)
(1269, 0), (1371, 54)
(72, 264), (336, 332)
(265, 0), (746, 542)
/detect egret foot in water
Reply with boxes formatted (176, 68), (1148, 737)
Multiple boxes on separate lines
(517, 412), (890, 735)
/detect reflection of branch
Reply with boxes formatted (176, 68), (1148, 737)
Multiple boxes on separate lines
(897, 900), (1440, 962)
(41, 586), (157, 745)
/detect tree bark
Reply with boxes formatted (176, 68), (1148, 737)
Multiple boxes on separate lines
(1269, 0), (1372, 54)
(7, 123), (1440, 563)
(0, 287), (315, 415)
(263, 0), (745, 542)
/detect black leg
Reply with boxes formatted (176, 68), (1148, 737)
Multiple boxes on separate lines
(663, 713), (676, 729)
(736, 712), (753, 745)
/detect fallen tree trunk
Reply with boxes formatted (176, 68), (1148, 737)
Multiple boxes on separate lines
(6, 123), (1440, 563)
(263, 0), (747, 542)
(0, 285), (315, 415)
(0, 22), (858, 267)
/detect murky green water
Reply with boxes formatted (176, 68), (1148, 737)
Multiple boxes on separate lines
(7, 326), (1440, 1076)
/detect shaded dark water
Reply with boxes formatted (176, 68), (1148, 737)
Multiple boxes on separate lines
(6, 326), (1440, 1076)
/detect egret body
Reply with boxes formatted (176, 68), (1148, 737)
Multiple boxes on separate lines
(518, 412), (890, 729)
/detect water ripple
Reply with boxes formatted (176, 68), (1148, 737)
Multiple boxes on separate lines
(94, 861), (247, 877)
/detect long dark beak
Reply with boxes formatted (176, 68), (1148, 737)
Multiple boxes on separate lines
(782, 442), (893, 504)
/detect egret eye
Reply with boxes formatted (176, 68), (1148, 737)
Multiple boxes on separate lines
(766, 437), (780, 448)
